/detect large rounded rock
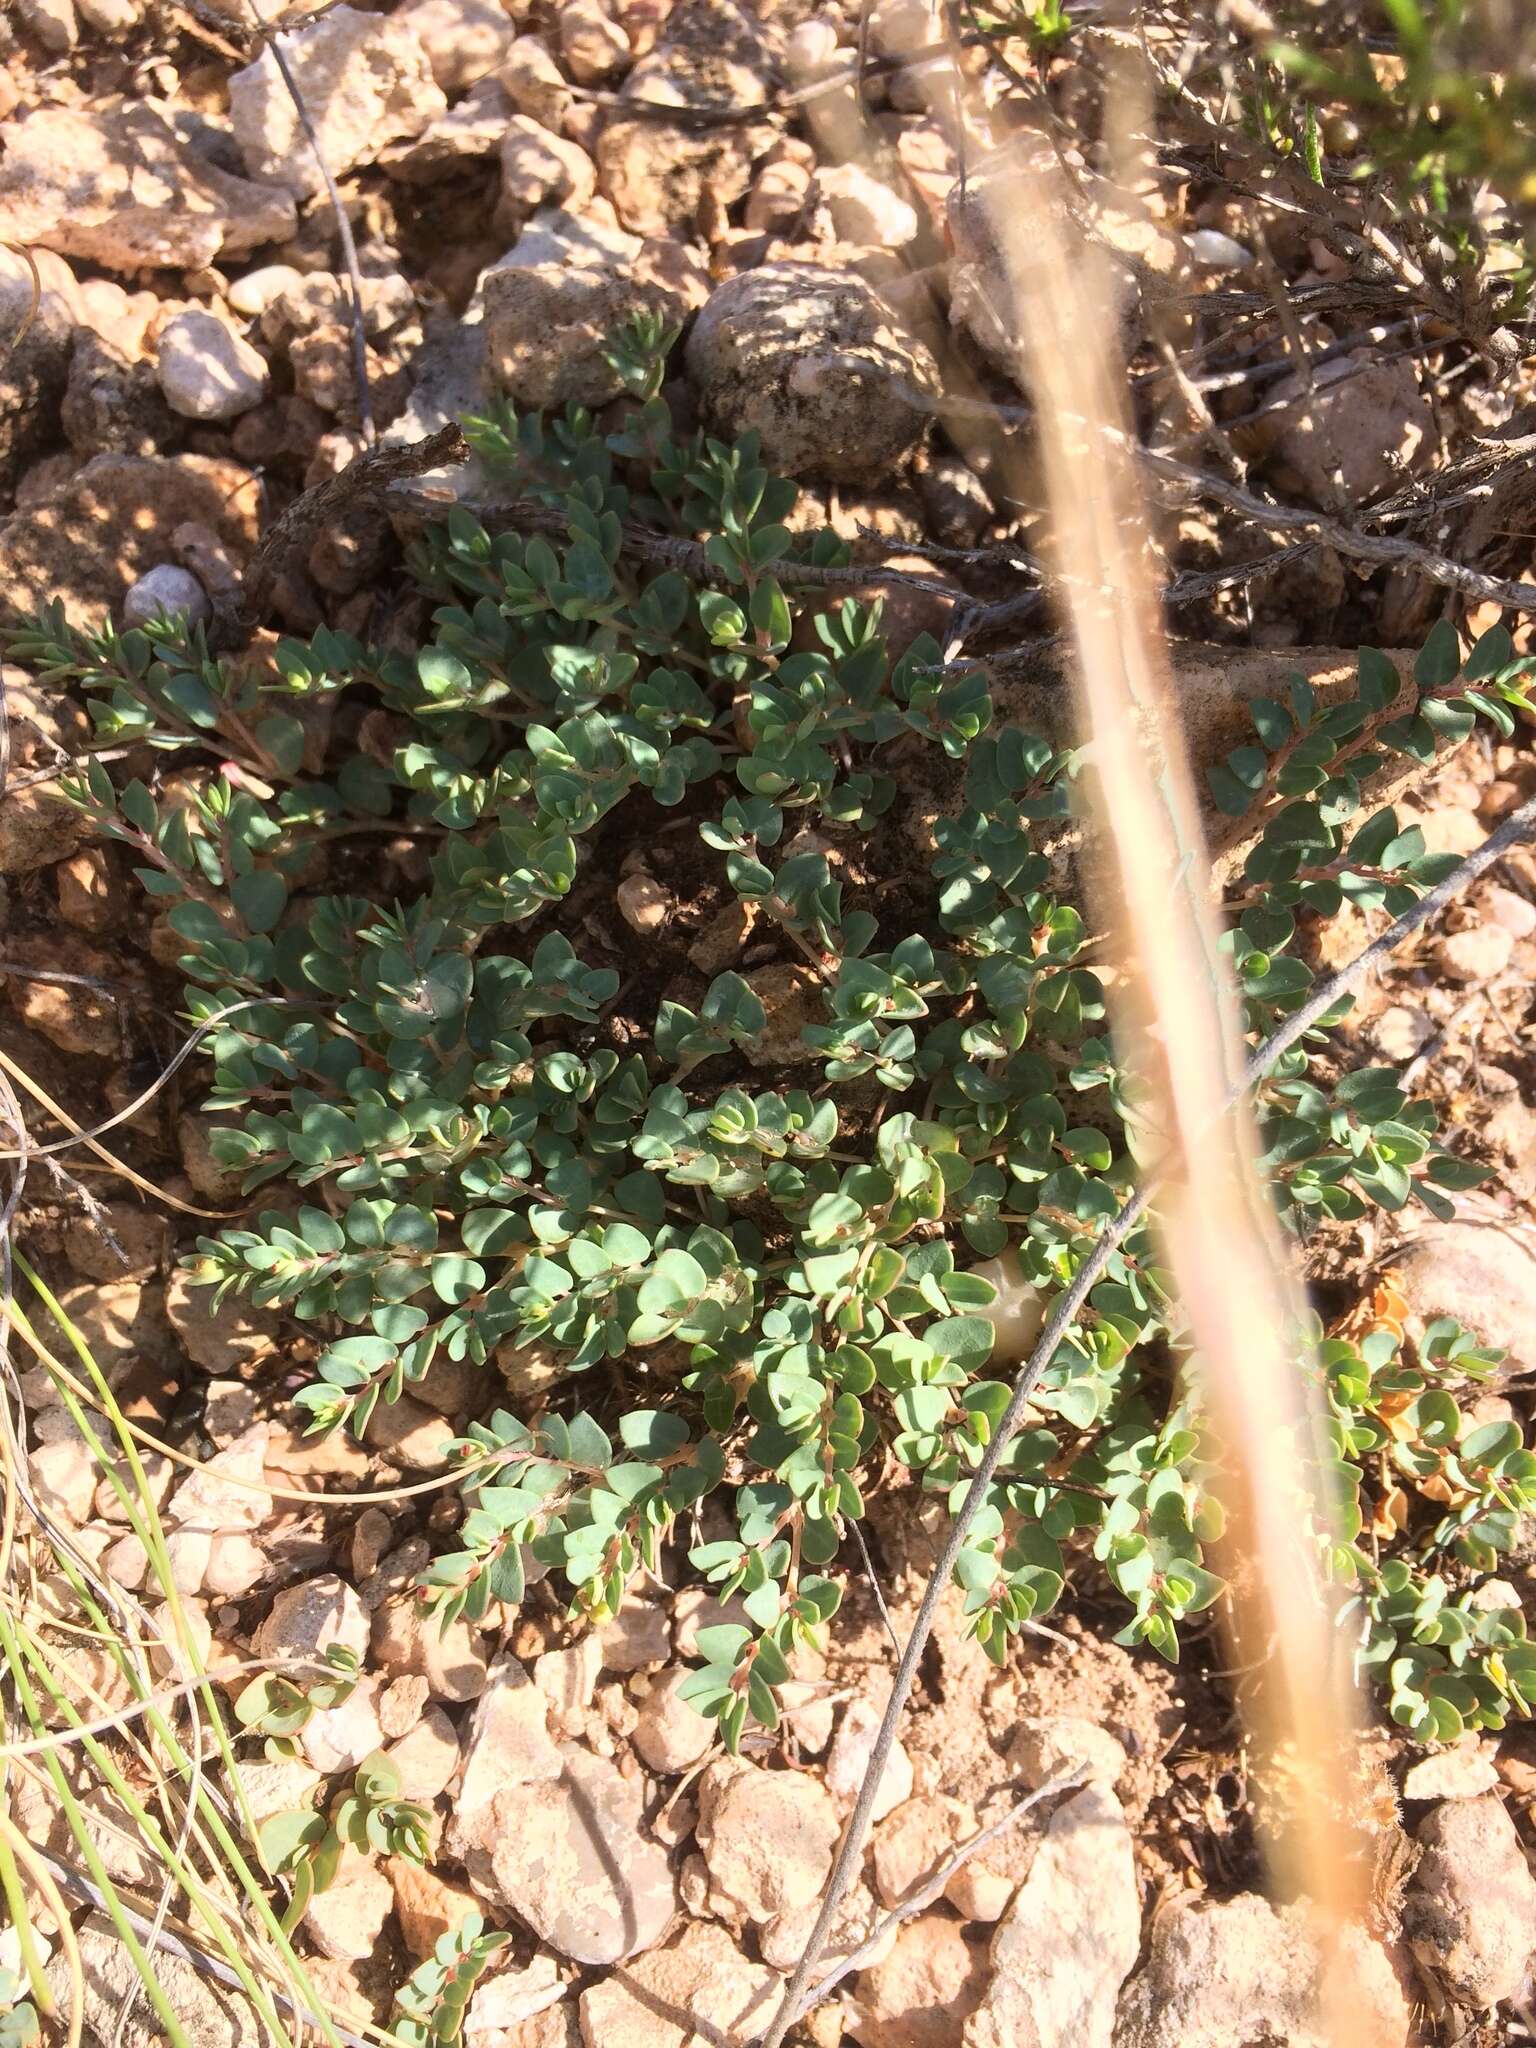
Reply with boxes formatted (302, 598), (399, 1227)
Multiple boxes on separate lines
(394, 0), (515, 91)
(165, 1265), (280, 1375)
(482, 209), (706, 411)
(449, 1652), (563, 1855)
(695, 1756), (840, 1926)
(228, 5), (446, 203)
(122, 565), (210, 629)
(372, 1591), (489, 1702)
(825, 1696), (914, 1820)
(1387, 1221), (1536, 1375)
(385, 1705), (461, 1802)
(304, 1860), (392, 1962)
(1255, 354), (1434, 510)
(595, 0), (775, 237)
(482, 1744), (676, 1964)
(0, 450), (256, 625)
(873, 1794), (978, 1910)
(0, 787), (84, 875)
(1404, 1793), (1536, 2010)
(684, 264), (939, 484)
(1114, 1890), (1410, 2048)
(762, 1875), (896, 1975)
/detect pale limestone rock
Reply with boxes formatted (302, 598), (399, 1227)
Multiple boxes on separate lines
(157, 309), (268, 422)
(1405, 1793), (1536, 2009)
(395, 0), (515, 89)
(449, 1654), (563, 1855)
(851, 1914), (988, 2048)
(482, 1745), (677, 1963)
(579, 1921), (776, 2046)
(633, 1667), (715, 1775)
(0, 105), (295, 275)
(695, 1757), (840, 1927)
(1114, 1893), (1410, 2048)
(256, 1574), (370, 1667)
(825, 1697), (914, 1822)
(964, 1785), (1139, 2048)
(229, 7), (446, 204)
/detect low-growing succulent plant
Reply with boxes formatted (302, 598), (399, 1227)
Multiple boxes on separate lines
(233, 1645), (361, 1761)
(11, 316), (1536, 1750)
(258, 1749), (430, 1932)
(0, 1970), (39, 2048)
(391, 1913), (511, 2047)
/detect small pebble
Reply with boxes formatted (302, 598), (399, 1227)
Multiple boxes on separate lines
(1481, 885), (1536, 940)
(122, 565), (211, 631)
(1189, 228), (1254, 270)
(1433, 925), (1514, 984)
(784, 17), (838, 69)
(558, 0), (630, 84)
(16, 0), (77, 52)
(1371, 1004), (1434, 1063)
(76, 0), (139, 31)
(157, 308), (270, 421)
(1402, 1743), (1500, 1801)
(228, 263), (305, 317)
(617, 873), (669, 935)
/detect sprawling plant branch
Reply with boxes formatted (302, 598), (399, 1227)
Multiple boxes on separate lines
(758, 787), (1536, 2048)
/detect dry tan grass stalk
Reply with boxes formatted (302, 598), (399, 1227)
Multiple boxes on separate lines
(758, 17), (1390, 2039)
(964, 59), (1372, 2033)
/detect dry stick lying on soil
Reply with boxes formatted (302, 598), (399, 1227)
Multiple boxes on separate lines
(31, 1846), (376, 2048)
(241, 449), (963, 641)
(791, 1764), (1088, 2022)
(383, 476), (968, 598)
(905, 382), (1536, 617)
(233, 423), (469, 636)
(388, 478), (1311, 647)
(257, 425), (1528, 657)
(1141, 448), (1536, 614)
(758, 787), (1536, 2048)
(245, 0), (377, 445)
(944, 544), (1324, 656)
(1366, 424), (1536, 529)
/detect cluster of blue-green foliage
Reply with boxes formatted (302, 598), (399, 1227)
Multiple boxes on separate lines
(10, 315), (1536, 1748)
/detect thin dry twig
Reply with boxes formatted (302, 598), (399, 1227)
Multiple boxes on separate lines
(236, 423), (468, 633)
(244, 0), (376, 446)
(30, 1846), (376, 2048)
(0, 996), (297, 1167)
(756, 787), (1536, 2048)
(789, 1765), (1088, 2026)
(845, 1518), (900, 1657)
(932, 545), (1319, 672)
(899, 377), (1536, 615)
(1142, 448), (1536, 612)
(386, 474), (967, 600)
